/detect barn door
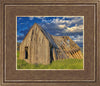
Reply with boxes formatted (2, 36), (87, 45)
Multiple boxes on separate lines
(25, 47), (28, 59)
(50, 48), (53, 63)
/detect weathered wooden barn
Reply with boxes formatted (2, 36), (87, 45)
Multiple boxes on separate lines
(19, 23), (83, 65)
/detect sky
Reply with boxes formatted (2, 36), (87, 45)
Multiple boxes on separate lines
(17, 16), (84, 48)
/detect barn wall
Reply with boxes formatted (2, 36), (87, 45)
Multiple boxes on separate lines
(30, 25), (50, 64)
(19, 24), (50, 64)
(19, 25), (35, 63)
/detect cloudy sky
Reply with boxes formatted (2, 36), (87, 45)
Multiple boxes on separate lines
(17, 16), (84, 48)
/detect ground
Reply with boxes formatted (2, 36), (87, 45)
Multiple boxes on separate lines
(17, 51), (83, 69)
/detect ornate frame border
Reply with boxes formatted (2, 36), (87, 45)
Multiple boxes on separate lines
(0, 0), (100, 86)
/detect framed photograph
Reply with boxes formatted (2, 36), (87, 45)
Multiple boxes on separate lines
(0, 0), (100, 86)
(16, 16), (84, 70)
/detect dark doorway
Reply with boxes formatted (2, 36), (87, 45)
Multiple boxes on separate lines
(25, 47), (28, 59)
(50, 48), (53, 63)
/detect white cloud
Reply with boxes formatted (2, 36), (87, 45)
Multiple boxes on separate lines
(74, 39), (83, 43)
(52, 17), (83, 26)
(64, 24), (83, 33)
(29, 16), (45, 20)
(29, 17), (34, 20)
(55, 33), (60, 36)
(41, 24), (47, 29)
(42, 19), (52, 23)
(39, 17), (83, 34)
(28, 16), (83, 34)
(17, 34), (24, 37)
(69, 17), (83, 24)
(52, 18), (70, 24)
(72, 35), (83, 43)
(58, 24), (66, 29)
(70, 36), (75, 39)
(19, 18), (22, 20)
(20, 23), (24, 24)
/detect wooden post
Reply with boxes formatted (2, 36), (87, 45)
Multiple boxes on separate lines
(73, 52), (78, 59)
(53, 48), (57, 61)
(75, 51), (80, 59)
(78, 50), (83, 59)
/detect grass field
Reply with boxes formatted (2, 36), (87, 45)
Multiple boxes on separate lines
(17, 51), (83, 69)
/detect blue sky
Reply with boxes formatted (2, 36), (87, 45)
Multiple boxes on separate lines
(17, 16), (84, 47)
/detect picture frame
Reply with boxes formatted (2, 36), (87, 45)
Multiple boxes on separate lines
(0, 0), (100, 86)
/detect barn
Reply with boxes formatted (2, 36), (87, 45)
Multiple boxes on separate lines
(19, 23), (83, 65)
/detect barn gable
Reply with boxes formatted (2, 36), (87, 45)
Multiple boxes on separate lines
(35, 23), (58, 48)
(19, 23), (58, 64)
(20, 23), (57, 48)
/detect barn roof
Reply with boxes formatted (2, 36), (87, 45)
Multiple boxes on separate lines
(35, 23), (58, 48)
